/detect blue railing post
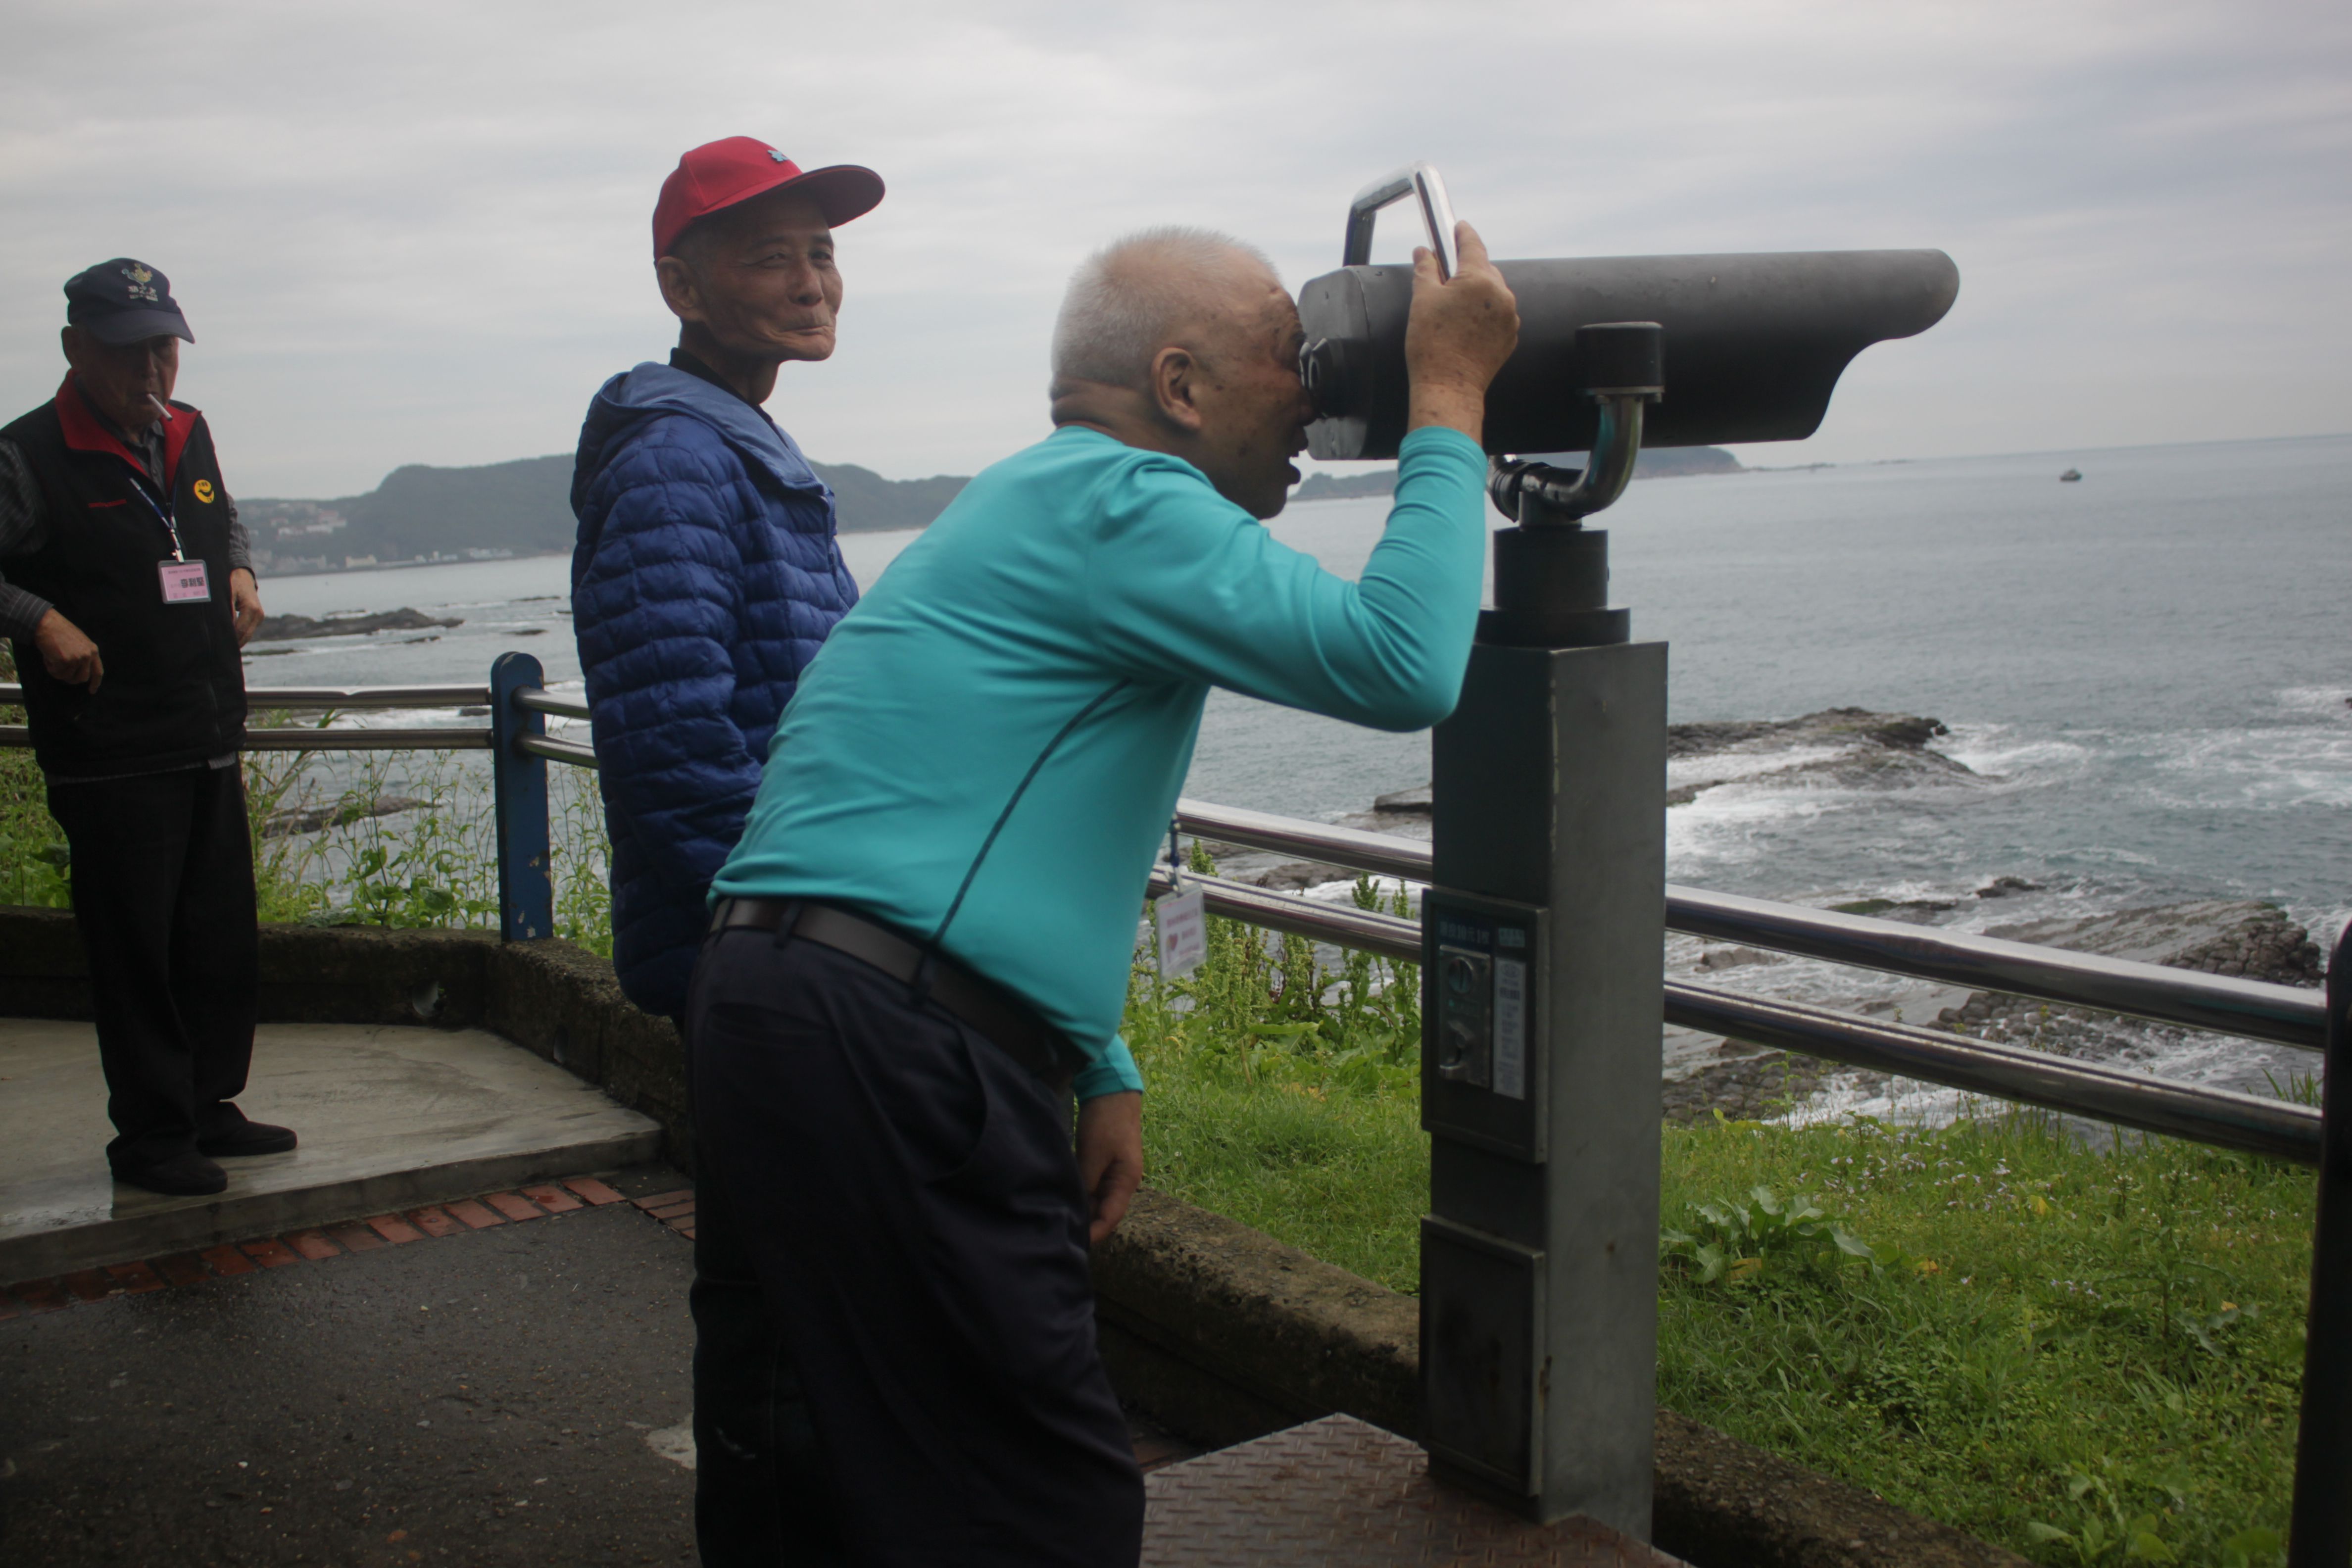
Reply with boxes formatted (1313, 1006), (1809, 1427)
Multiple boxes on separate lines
(489, 652), (552, 941)
(2290, 917), (2352, 1567)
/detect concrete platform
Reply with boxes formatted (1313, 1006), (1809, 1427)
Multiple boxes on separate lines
(1142, 1414), (1686, 1566)
(0, 1018), (662, 1280)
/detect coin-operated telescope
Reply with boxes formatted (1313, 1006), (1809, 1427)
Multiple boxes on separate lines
(1299, 162), (1957, 645)
(1299, 167), (1957, 1542)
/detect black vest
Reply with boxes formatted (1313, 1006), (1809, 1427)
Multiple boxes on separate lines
(1, 380), (245, 778)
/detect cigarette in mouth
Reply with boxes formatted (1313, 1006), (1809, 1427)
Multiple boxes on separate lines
(147, 393), (174, 422)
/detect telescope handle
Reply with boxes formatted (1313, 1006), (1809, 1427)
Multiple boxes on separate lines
(1343, 162), (1459, 280)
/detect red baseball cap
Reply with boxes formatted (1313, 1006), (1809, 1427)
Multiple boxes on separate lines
(652, 137), (884, 259)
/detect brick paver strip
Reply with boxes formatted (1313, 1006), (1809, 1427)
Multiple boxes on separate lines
(152, 1254), (211, 1286)
(240, 1238), (304, 1269)
(283, 1230), (343, 1262)
(199, 1245), (256, 1277)
(326, 1224), (385, 1254)
(443, 1199), (505, 1229)
(105, 1261), (167, 1294)
(62, 1269), (118, 1302)
(484, 1191), (544, 1223)
(632, 1188), (695, 1211)
(675, 1226), (696, 1241)
(8, 1279), (69, 1314)
(521, 1183), (584, 1213)
(405, 1207), (464, 1238)
(648, 1201), (697, 1222)
(560, 1176), (628, 1206)
(364, 1215), (426, 1245)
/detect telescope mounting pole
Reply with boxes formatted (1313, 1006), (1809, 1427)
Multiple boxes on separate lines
(1420, 324), (1669, 1536)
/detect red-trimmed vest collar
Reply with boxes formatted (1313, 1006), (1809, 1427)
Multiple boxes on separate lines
(53, 374), (196, 491)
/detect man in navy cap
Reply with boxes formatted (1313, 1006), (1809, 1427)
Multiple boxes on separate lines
(567, 136), (882, 1563)
(0, 259), (284, 1197)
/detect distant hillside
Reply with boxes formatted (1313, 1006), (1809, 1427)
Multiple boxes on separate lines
(244, 452), (969, 575)
(1292, 444), (1742, 504)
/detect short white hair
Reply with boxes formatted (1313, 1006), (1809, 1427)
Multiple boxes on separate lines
(1050, 227), (1278, 389)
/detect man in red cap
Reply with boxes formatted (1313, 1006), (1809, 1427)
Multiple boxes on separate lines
(566, 136), (882, 1563)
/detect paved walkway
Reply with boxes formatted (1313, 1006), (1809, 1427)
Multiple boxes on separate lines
(0, 1018), (661, 1280)
(1, 1165), (1203, 1566)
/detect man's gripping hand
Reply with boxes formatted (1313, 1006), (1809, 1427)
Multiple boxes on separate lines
(1078, 1090), (1143, 1246)
(33, 609), (102, 693)
(230, 568), (265, 646)
(1404, 221), (1520, 441)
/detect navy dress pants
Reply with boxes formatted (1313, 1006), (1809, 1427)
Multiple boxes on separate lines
(685, 925), (1144, 1568)
(46, 764), (260, 1172)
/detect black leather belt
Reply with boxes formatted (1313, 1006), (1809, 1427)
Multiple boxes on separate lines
(709, 897), (1075, 1088)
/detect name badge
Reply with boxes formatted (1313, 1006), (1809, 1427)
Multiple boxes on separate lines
(159, 559), (211, 603)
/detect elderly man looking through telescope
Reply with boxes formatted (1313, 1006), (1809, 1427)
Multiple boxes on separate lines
(688, 222), (1518, 1564)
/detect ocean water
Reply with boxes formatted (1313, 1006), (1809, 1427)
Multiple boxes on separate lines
(254, 433), (2351, 1099)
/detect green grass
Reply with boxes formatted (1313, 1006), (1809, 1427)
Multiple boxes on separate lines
(1126, 915), (2310, 1567)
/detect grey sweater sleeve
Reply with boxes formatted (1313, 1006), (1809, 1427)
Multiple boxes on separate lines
(226, 493), (253, 577)
(0, 440), (55, 642)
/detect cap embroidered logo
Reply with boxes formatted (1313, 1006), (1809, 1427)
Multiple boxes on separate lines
(769, 149), (788, 162)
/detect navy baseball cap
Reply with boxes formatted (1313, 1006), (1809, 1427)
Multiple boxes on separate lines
(64, 258), (194, 346)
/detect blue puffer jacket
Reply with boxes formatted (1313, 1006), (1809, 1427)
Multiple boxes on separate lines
(570, 361), (858, 1020)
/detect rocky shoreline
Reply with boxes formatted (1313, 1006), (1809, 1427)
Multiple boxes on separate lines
(1191, 708), (2331, 1127)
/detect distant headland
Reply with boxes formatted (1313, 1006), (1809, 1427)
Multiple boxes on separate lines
(244, 442), (1746, 578)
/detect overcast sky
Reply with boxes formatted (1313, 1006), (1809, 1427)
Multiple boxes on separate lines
(4, 0), (2347, 497)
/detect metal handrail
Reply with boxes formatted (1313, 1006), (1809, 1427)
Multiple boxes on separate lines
(518, 733), (598, 767)
(0, 682), (491, 711)
(1174, 798), (2327, 1053)
(1148, 864), (2323, 1167)
(514, 690), (591, 721)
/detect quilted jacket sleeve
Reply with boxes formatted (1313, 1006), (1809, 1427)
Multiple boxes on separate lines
(573, 417), (765, 897)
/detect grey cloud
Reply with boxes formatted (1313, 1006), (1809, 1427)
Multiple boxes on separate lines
(0, 0), (2344, 495)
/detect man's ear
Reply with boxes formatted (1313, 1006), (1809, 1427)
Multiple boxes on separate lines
(59, 325), (85, 366)
(656, 255), (705, 325)
(1147, 345), (1206, 434)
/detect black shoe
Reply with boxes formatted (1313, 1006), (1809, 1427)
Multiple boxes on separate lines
(113, 1152), (229, 1196)
(197, 1121), (299, 1158)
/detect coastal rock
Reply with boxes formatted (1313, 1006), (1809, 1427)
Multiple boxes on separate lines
(253, 607), (463, 642)
(1666, 707), (1975, 805)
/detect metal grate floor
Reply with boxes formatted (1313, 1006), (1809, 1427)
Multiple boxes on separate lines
(1140, 1414), (1687, 1567)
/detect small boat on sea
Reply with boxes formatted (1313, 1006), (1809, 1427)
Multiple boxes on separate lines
(2060, 468), (2082, 482)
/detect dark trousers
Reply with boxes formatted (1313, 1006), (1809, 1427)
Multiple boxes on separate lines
(46, 764), (260, 1170)
(686, 927), (1144, 1568)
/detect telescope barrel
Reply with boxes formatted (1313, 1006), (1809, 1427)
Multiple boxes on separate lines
(1299, 249), (1960, 461)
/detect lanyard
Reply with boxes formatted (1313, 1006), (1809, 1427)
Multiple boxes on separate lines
(121, 472), (187, 563)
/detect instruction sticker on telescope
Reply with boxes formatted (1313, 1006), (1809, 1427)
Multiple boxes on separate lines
(1156, 888), (1206, 980)
(1492, 958), (1527, 1100)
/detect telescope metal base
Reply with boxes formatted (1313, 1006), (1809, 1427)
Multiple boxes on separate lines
(1141, 1415), (1685, 1567)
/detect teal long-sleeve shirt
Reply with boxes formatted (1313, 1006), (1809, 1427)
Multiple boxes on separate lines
(711, 423), (1489, 1100)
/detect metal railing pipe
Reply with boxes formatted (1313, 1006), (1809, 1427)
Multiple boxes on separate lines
(1665, 884), (2326, 1054)
(0, 682), (495, 711)
(239, 727), (491, 751)
(1173, 799), (2326, 1053)
(514, 690), (592, 722)
(1664, 981), (2320, 1168)
(517, 734), (600, 768)
(1175, 797), (1435, 882)
(1146, 865), (1421, 962)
